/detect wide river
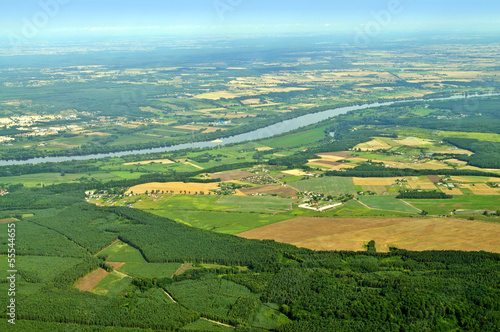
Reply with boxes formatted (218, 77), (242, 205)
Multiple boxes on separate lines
(1, 93), (498, 166)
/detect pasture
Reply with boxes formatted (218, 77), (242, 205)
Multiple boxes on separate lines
(358, 196), (421, 214)
(238, 217), (500, 253)
(291, 177), (356, 196)
(92, 272), (132, 297)
(118, 262), (182, 278)
(147, 210), (291, 235)
(215, 195), (294, 212)
(98, 241), (146, 263)
(239, 185), (298, 197)
(407, 196), (500, 215)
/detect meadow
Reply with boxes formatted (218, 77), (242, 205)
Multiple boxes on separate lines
(358, 196), (421, 214)
(290, 177), (356, 196)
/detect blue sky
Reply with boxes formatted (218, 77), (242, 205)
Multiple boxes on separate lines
(1, 0), (499, 38)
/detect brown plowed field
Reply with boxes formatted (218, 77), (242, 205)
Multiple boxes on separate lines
(238, 217), (500, 253)
(209, 170), (252, 181)
(239, 185), (298, 197)
(74, 268), (109, 292)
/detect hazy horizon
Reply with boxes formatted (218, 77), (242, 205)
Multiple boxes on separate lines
(1, 0), (499, 43)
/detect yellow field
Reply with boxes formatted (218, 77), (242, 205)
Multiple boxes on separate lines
(439, 187), (464, 195)
(282, 169), (309, 176)
(126, 182), (219, 194)
(124, 158), (174, 165)
(407, 176), (438, 190)
(354, 138), (393, 151)
(315, 154), (347, 162)
(444, 159), (469, 166)
(255, 146), (274, 151)
(394, 137), (435, 146)
(238, 217), (500, 253)
(353, 177), (400, 186)
(241, 98), (260, 105)
(461, 183), (499, 195)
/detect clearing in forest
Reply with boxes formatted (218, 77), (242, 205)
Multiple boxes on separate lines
(74, 268), (109, 292)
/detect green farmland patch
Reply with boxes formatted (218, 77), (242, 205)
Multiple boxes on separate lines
(407, 196), (500, 215)
(118, 262), (182, 278)
(98, 241), (146, 263)
(290, 177), (356, 196)
(358, 196), (421, 214)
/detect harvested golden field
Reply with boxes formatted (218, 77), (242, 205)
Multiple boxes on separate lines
(316, 153), (347, 162)
(308, 159), (343, 169)
(241, 98), (261, 105)
(394, 137), (435, 146)
(462, 184), (499, 195)
(255, 146), (274, 151)
(353, 177), (399, 186)
(126, 182), (219, 194)
(438, 187), (464, 195)
(444, 159), (468, 166)
(238, 217), (500, 253)
(0, 218), (18, 224)
(124, 158), (174, 165)
(407, 176), (438, 190)
(282, 169), (309, 176)
(208, 170), (252, 181)
(354, 138), (393, 151)
(74, 268), (109, 292)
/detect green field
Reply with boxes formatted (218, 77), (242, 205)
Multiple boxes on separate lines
(0, 171), (146, 187)
(134, 195), (231, 211)
(98, 241), (146, 263)
(358, 196), (421, 214)
(147, 210), (291, 234)
(290, 177), (356, 196)
(215, 195), (295, 213)
(118, 262), (182, 278)
(92, 272), (132, 297)
(407, 196), (500, 215)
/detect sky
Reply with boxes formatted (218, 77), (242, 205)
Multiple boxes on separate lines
(1, 0), (499, 40)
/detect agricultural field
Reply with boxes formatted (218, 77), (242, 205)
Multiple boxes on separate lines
(407, 196), (500, 215)
(146, 210), (291, 234)
(97, 241), (147, 263)
(238, 217), (500, 253)
(357, 196), (421, 214)
(126, 182), (220, 195)
(117, 262), (182, 279)
(239, 185), (298, 197)
(290, 177), (356, 196)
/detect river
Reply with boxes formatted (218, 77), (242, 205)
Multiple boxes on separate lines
(1, 93), (498, 166)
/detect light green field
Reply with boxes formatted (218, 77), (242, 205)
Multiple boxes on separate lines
(0, 171), (145, 187)
(407, 196), (500, 215)
(290, 177), (356, 196)
(147, 210), (291, 235)
(92, 272), (132, 297)
(134, 195), (231, 211)
(98, 241), (146, 263)
(358, 196), (421, 214)
(215, 195), (294, 213)
(118, 262), (182, 278)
